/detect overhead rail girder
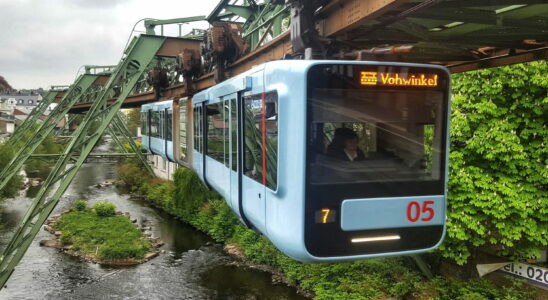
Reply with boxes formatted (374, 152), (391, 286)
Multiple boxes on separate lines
(67, 0), (548, 114)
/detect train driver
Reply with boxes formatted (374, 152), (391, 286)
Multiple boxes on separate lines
(327, 127), (366, 162)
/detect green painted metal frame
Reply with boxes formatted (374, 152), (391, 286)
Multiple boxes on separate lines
(144, 16), (206, 36)
(207, 0), (290, 50)
(0, 35), (166, 289)
(108, 112), (154, 175)
(29, 153), (137, 158)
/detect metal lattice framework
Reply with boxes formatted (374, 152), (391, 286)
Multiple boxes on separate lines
(0, 35), (168, 287)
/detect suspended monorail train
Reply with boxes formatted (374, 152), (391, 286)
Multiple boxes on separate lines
(141, 60), (451, 262)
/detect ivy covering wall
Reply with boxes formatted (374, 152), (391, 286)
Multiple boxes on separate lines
(442, 61), (547, 264)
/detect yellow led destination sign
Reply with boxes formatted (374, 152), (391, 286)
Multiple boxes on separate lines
(360, 71), (439, 87)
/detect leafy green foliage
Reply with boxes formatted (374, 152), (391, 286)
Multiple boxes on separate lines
(22, 129), (65, 176)
(443, 61), (548, 264)
(0, 142), (23, 199)
(124, 108), (141, 137)
(74, 200), (88, 212)
(56, 204), (150, 259)
(93, 201), (116, 217)
(117, 159), (150, 192)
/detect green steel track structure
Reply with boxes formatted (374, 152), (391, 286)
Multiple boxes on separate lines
(0, 35), (166, 287)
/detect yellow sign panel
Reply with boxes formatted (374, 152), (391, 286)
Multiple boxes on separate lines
(360, 72), (378, 85)
(360, 71), (438, 87)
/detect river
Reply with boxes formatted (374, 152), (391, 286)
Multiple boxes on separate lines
(0, 162), (306, 299)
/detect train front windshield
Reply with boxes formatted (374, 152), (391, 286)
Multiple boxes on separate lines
(305, 64), (450, 257)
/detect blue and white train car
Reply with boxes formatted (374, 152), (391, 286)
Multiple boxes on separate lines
(189, 60), (451, 262)
(141, 100), (175, 162)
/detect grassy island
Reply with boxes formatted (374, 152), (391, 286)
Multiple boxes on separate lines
(51, 201), (152, 260)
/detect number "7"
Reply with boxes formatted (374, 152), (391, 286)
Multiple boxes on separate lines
(407, 201), (435, 222)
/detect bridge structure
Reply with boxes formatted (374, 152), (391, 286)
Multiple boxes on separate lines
(0, 0), (546, 289)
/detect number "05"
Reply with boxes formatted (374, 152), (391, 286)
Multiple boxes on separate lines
(407, 201), (435, 222)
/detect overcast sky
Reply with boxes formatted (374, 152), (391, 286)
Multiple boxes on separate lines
(0, 0), (220, 89)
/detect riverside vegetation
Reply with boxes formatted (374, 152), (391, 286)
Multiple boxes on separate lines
(117, 163), (534, 300)
(43, 200), (159, 263)
(118, 62), (546, 299)
(0, 130), (65, 201)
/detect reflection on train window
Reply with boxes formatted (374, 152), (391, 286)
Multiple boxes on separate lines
(166, 109), (173, 141)
(140, 112), (148, 136)
(193, 106), (203, 153)
(243, 92), (278, 190)
(308, 89), (444, 185)
(206, 102), (228, 163)
(223, 100), (230, 168)
(150, 111), (159, 138)
(230, 98), (238, 172)
(179, 99), (187, 161)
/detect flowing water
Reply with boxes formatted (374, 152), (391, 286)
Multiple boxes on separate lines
(0, 162), (306, 300)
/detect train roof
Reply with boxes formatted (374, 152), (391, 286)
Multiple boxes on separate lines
(192, 60), (450, 104)
(141, 99), (173, 110)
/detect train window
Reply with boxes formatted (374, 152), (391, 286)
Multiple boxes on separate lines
(166, 109), (173, 141)
(199, 106), (203, 153)
(230, 98), (237, 172)
(159, 111), (164, 139)
(243, 92), (278, 190)
(140, 112), (148, 136)
(223, 100), (230, 168)
(150, 111), (159, 138)
(193, 106), (203, 153)
(304, 64), (449, 257)
(206, 102), (227, 163)
(307, 64), (447, 195)
(179, 99), (187, 161)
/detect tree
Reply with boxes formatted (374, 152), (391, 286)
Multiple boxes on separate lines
(0, 142), (23, 199)
(125, 108), (141, 137)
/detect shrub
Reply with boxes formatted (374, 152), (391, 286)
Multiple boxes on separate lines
(0, 142), (24, 199)
(117, 159), (150, 192)
(93, 201), (116, 217)
(74, 200), (88, 212)
(444, 61), (548, 264)
(55, 210), (150, 259)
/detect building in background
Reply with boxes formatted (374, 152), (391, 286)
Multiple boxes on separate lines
(0, 112), (15, 134)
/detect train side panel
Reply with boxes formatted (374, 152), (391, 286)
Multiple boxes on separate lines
(263, 61), (310, 260)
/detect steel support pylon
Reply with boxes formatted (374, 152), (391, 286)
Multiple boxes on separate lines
(0, 35), (166, 289)
(108, 112), (154, 175)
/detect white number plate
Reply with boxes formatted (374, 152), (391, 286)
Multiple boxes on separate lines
(497, 263), (548, 290)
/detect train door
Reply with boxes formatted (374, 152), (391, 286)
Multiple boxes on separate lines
(193, 103), (204, 180)
(227, 93), (239, 212)
(205, 97), (231, 199)
(240, 92), (267, 232)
